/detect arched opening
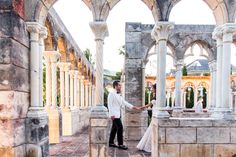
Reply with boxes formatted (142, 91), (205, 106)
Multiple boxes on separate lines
(185, 86), (194, 108)
(169, 0), (216, 25)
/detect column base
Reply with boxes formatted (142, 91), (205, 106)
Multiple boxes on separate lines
(153, 108), (170, 118)
(172, 107), (183, 117)
(47, 108), (60, 144)
(211, 108), (235, 120)
(62, 109), (73, 136)
(25, 107), (49, 157)
(90, 104), (109, 157)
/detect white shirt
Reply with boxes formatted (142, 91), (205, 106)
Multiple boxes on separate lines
(108, 91), (134, 118)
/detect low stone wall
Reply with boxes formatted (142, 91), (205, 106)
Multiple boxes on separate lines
(152, 117), (236, 157)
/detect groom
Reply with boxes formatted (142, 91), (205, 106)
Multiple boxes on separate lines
(108, 80), (142, 150)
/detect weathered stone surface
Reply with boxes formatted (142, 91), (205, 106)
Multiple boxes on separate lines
(0, 144), (26, 157)
(159, 144), (179, 157)
(0, 12), (29, 47)
(0, 38), (29, 69)
(215, 144), (236, 157)
(166, 128), (196, 143)
(0, 119), (25, 147)
(212, 120), (236, 127)
(47, 109), (60, 144)
(181, 144), (212, 157)
(0, 64), (29, 92)
(91, 119), (108, 127)
(158, 119), (179, 127)
(126, 126), (146, 141)
(159, 128), (165, 143)
(197, 128), (230, 143)
(0, 91), (29, 119)
(125, 112), (148, 127)
(90, 144), (108, 157)
(90, 128), (107, 143)
(179, 119), (213, 127)
(62, 110), (72, 136)
(126, 32), (141, 43)
(231, 128), (236, 143)
(25, 112), (48, 143)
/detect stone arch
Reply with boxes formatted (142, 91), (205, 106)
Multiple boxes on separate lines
(57, 35), (68, 62)
(44, 18), (54, 51)
(167, 0), (228, 25)
(182, 39), (216, 62)
(197, 81), (209, 90)
(183, 81), (195, 89)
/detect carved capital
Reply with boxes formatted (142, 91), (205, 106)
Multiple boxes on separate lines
(89, 21), (109, 41)
(174, 59), (184, 71)
(151, 22), (174, 41)
(44, 51), (60, 63)
(222, 23), (236, 43)
(39, 26), (48, 39)
(58, 62), (71, 72)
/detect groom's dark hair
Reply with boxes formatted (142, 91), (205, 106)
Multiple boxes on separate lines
(113, 80), (120, 88)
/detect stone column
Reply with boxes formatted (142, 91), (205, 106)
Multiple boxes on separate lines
(64, 64), (71, 110)
(171, 91), (175, 107)
(220, 24), (236, 118)
(43, 51), (61, 144)
(26, 22), (49, 156)
(233, 92), (236, 113)
(212, 23), (236, 119)
(208, 60), (217, 111)
(58, 63), (66, 109)
(151, 22), (174, 118)
(44, 51), (52, 109)
(69, 70), (75, 109)
(142, 63), (146, 106)
(80, 76), (85, 108)
(166, 91), (171, 108)
(173, 59), (184, 112)
(74, 71), (79, 108)
(205, 90), (208, 109)
(89, 21), (109, 157)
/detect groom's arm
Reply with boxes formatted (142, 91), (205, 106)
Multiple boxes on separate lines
(121, 97), (142, 111)
(108, 93), (116, 120)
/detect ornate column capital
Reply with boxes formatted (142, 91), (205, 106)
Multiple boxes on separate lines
(221, 23), (236, 43)
(26, 22), (42, 34)
(89, 21), (109, 41)
(58, 62), (71, 72)
(151, 22), (174, 41)
(39, 26), (48, 40)
(44, 51), (60, 63)
(174, 59), (184, 71)
(208, 60), (217, 72)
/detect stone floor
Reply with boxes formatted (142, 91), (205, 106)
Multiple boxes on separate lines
(49, 128), (151, 157)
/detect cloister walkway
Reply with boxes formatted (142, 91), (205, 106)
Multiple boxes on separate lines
(49, 127), (151, 157)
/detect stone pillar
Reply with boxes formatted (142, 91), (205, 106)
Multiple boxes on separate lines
(58, 63), (65, 109)
(171, 91), (175, 107)
(64, 64), (71, 110)
(233, 92), (236, 113)
(151, 22), (174, 118)
(81, 76), (85, 109)
(142, 63), (146, 106)
(208, 60), (217, 111)
(173, 59), (184, 112)
(44, 52), (52, 109)
(26, 22), (49, 156)
(205, 90), (208, 109)
(74, 70), (79, 108)
(69, 70), (75, 109)
(89, 21), (109, 157)
(89, 82), (92, 107)
(43, 51), (61, 144)
(166, 91), (171, 108)
(212, 24), (236, 119)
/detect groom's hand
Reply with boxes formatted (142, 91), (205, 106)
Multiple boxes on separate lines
(111, 116), (115, 120)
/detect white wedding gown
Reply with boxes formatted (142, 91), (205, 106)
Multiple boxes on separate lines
(136, 120), (152, 152)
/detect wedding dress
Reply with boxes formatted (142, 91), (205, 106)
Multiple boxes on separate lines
(136, 100), (155, 153)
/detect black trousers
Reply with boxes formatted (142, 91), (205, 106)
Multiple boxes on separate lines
(109, 118), (123, 145)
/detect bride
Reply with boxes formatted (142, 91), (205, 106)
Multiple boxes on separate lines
(137, 84), (156, 153)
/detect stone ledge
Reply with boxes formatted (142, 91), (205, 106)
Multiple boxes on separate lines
(197, 128), (230, 143)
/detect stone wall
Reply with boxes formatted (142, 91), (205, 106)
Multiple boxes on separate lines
(152, 118), (236, 157)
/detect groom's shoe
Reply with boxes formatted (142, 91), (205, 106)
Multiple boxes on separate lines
(109, 143), (118, 148)
(118, 145), (128, 150)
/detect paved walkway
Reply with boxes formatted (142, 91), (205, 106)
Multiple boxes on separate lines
(49, 128), (151, 157)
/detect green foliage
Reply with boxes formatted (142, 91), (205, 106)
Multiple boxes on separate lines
(182, 65), (188, 76)
(83, 48), (95, 67)
(111, 72), (122, 80)
(186, 88), (194, 108)
(104, 88), (109, 108)
(203, 73), (210, 76)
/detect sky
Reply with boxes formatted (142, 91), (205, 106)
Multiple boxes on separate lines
(53, 0), (236, 75)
